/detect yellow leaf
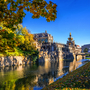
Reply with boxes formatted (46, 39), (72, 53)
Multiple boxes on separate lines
(4, 0), (7, 2)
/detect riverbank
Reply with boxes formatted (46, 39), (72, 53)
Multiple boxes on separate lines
(42, 61), (90, 90)
(0, 56), (31, 67)
(0, 47), (39, 67)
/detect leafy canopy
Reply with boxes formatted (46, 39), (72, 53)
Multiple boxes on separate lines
(0, 22), (17, 53)
(15, 24), (36, 51)
(0, 0), (57, 30)
(83, 48), (88, 53)
(0, 22), (37, 56)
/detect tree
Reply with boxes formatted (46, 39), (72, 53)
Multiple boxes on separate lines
(0, 0), (57, 30)
(0, 26), (16, 53)
(83, 48), (88, 53)
(15, 24), (36, 51)
(0, 22), (38, 57)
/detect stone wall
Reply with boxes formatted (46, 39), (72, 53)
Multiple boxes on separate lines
(0, 56), (31, 67)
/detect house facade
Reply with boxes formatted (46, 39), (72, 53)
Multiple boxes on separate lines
(33, 30), (53, 43)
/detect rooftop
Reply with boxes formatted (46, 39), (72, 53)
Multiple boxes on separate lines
(34, 30), (52, 38)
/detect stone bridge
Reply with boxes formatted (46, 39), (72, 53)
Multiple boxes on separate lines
(75, 53), (86, 61)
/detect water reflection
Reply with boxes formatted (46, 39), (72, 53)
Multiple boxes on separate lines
(0, 59), (88, 90)
(69, 59), (82, 72)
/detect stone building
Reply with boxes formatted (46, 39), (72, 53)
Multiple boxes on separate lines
(33, 31), (82, 61)
(33, 30), (53, 43)
(66, 33), (81, 54)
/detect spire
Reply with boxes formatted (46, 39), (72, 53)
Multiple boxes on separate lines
(70, 32), (71, 37)
(68, 32), (73, 41)
(45, 30), (47, 33)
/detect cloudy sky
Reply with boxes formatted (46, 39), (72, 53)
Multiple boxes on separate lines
(22, 0), (90, 47)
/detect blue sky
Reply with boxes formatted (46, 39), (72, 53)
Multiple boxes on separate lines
(22, 0), (90, 47)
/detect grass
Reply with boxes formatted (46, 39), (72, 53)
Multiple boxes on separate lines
(42, 61), (90, 90)
(86, 54), (90, 57)
(86, 57), (90, 59)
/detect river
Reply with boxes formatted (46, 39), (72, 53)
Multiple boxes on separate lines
(0, 59), (88, 90)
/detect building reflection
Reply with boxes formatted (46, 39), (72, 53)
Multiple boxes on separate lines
(57, 60), (64, 76)
(69, 59), (82, 72)
(0, 58), (87, 90)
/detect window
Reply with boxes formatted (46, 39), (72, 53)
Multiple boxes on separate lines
(38, 39), (40, 42)
(42, 39), (44, 41)
(45, 39), (48, 42)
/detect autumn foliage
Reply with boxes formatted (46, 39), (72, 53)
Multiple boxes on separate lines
(0, 0), (57, 30)
(0, 22), (37, 56)
(0, 22), (16, 53)
(15, 24), (36, 51)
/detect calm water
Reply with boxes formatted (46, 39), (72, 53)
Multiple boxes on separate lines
(0, 59), (88, 90)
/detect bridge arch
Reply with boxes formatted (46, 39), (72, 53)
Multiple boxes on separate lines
(75, 53), (86, 61)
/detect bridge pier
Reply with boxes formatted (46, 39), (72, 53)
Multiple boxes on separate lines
(82, 55), (86, 59)
(76, 55), (77, 61)
(75, 53), (86, 61)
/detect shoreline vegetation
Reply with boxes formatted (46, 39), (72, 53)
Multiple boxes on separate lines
(42, 61), (90, 90)
(0, 23), (39, 63)
(0, 47), (39, 64)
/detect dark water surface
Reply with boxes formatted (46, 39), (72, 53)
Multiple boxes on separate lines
(0, 59), (88, 90)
